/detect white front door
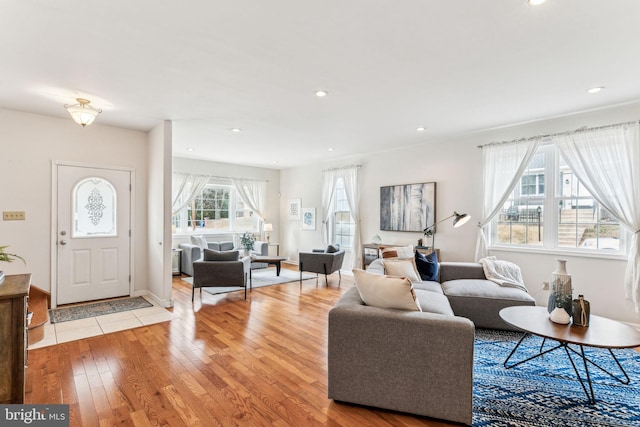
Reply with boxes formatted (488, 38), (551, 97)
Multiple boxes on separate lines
(56, 165), (131, 305)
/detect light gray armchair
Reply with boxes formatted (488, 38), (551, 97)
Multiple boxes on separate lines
(192, 249), (251, 301)
(299, 246), (346, 286)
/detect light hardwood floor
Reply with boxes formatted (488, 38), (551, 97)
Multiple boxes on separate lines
(25, 265), (453, 427)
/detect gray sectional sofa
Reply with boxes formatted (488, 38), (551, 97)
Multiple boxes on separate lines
(327, 258), (535, 425)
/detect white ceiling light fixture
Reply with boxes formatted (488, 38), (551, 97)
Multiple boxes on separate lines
(186, 147), (195, 152)
(64, 98), (102, 127)
(230, 128), (242, 132)
(587, 86), (605, 94)
(328, 147), (334, 151)
(416, 127), (427, 132)
(315, 90), (329, 97)
(528, 0), (547, 6)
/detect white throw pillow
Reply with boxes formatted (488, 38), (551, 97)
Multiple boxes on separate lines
(382, 258), (422, 283)
(380, 244), (414, 260)
(190, 235), (208, 250)
(353, 269), (422, 311)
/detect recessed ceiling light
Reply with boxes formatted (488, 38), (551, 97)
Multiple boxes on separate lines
(328, 147), (334, 151)
(416, 127), (427, 132)
(315, 90), (329, 97)
(272, 161), (278, 164)
(230, 128), (242, 132)
(528, 0), (547, 6)
(587, 86), (605, 94)
(186, 147), (195, 152)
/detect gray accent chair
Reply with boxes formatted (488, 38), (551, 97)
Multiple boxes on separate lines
(298, 248), (345, 286)
(192, 250), (251, 301)
(328, 286), (475, 425)
(179, 240), (234, 276)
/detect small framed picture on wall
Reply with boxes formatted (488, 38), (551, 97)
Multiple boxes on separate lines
(302, 208), (316, 230)
(288, 198), (301, 220)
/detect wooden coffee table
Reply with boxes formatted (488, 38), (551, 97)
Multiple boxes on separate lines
(251, 256), (287, 276)
(499, 305), (640, 404)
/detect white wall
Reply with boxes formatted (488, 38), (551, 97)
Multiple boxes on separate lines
(171, 157), (281, 248)
(146, 121), (173, 307)
(0, 108), (149, 298)
(280, 102), (640, 325)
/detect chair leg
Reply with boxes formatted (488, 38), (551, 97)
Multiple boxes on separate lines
(338, 270), (341, 286)
(323, 264), (328, 287)
(192, 285), (195, 302)
(299, 262), (303, 286)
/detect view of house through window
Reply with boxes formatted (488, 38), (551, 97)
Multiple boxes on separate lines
(494, 145), (621, 252)
(334, 178), (355, 248)
(172, 184), (258, 233)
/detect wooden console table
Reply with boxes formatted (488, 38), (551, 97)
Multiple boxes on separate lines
(0, 273), (31, 404)
(362, 243), (439, 269)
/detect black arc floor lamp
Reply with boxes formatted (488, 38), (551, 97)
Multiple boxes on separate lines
(423, 211), (471, 249)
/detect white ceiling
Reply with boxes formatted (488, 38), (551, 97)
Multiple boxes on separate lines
(3, 0), (640, 169)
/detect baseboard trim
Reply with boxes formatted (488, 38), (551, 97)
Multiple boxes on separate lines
(135, 290), (174, 308)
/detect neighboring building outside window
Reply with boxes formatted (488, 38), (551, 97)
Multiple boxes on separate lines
(334, 178), (355, 248)
(492, 144), (623, 253)
(172, 183), (258, 234)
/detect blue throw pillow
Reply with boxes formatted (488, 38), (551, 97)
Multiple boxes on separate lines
(415, 250), (439, 281)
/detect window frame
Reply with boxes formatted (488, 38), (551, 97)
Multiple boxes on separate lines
(488, 143), (627, 258)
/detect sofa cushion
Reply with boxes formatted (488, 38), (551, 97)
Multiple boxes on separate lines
(413, 280), (444, 294)
(382, 258), (421, 283)
(353, 269), (421, 311)
(203, 249), (240, 262)
(414, 289), (455, 315)
(415, 250), (439, 281)
(441, 278), (536, 330)
(190, 235), (208, 250)
(380, 245), (414, 260)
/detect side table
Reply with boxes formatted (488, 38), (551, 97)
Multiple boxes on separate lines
(172, 248), (182, 276)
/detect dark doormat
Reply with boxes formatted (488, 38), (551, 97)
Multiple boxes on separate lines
(49, 296), (153, 324)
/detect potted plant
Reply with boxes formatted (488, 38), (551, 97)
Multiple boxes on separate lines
(0, 245), (26, 282)
(240, 232), (255, 257)
(0, 245), (25, 264)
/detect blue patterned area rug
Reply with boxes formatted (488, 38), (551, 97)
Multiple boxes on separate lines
(49, 296), (152, 323)
(473, 329), (640, 426)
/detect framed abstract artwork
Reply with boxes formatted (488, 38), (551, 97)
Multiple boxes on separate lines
(288, 198), (301, 220)
(302, 208), (316, 230)
(380, 182), (436, 232)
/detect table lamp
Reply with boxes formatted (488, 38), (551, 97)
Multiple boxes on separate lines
(264, 223), (273, 242)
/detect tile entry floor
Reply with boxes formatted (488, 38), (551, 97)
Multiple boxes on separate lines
(29, 298), (176, 350)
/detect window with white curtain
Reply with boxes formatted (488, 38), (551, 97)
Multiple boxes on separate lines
(491, 144), (623, 252)
(333, 178), (355, 248)
(172, 183), (259, 234)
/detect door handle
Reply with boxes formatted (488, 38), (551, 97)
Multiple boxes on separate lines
(59, 240), (67, 245)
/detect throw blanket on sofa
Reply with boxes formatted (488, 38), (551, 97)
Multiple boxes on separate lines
(479, 257), (528, 292)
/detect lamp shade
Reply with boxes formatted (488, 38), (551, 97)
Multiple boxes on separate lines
(452, 212), (470, 228)
(64, 98), (102, 127)
(264, 223), (273, 232)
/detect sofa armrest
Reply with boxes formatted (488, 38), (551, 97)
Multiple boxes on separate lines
(178, 243), (202, 276)
(328, 287), (474, 425)
(439, 262), (486, 282)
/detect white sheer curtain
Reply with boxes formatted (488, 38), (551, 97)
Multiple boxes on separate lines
(232, 179), (266, 221)
(321, 166), (361, 268)
(554, 122), (640, 312)
(340, 166), (361, 269)
(171, 173), (210, 216)
(321, 170), (339, 246)
(475, 138), (541, 260)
